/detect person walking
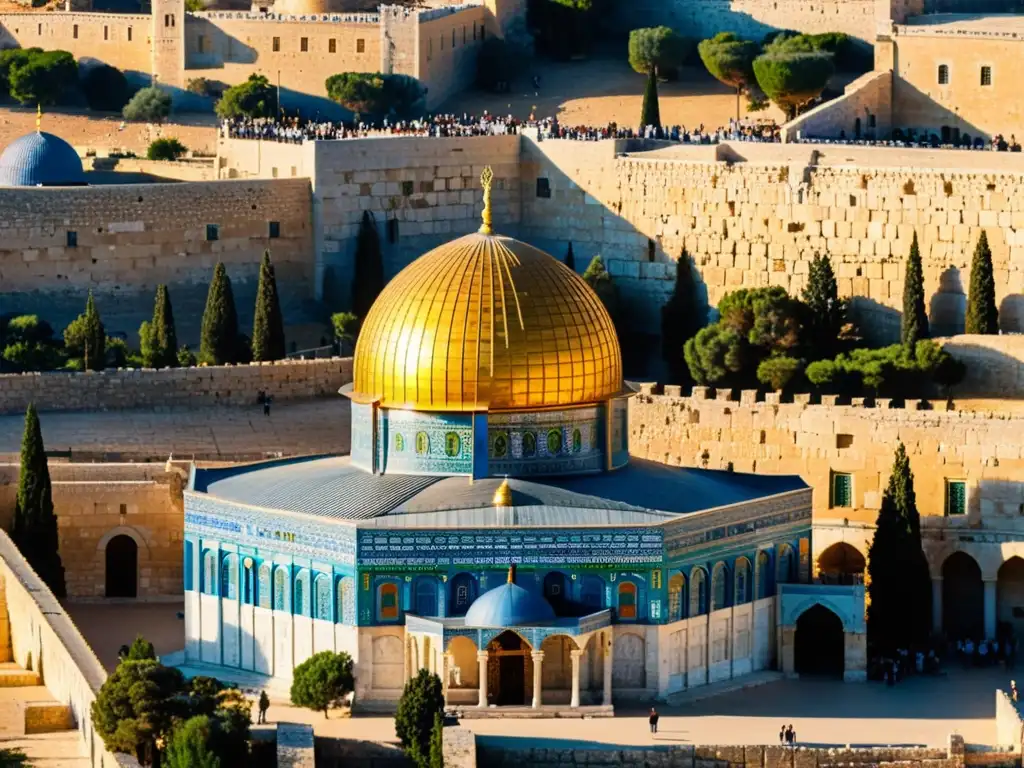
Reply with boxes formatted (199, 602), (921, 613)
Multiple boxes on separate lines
(258, 690), (270, 724)
(264, 394), (273, 416)
(788, 725), (797, 745)
(779, 725), (786, 744)
(649, 707), (660, 734)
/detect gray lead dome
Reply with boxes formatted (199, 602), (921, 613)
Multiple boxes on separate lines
(0, 132), (86, 187)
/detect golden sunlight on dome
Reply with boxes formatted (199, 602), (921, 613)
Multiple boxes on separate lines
(350, 170), (621, 412)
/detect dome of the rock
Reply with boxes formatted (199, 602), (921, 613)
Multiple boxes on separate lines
(0, 131), (86, 187)
(350, 232), (621, 412)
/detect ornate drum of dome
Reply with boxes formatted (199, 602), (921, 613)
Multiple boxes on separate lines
(346, 167), (631, 479)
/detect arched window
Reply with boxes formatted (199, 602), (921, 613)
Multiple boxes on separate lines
(184, 541), (194, 592)
(258, 564), (272, 609)
(618, 581), (637, 620)
(202, 550), (216, 596)
(668, 572), (685, 622)
(242, 558), (254, 605)
(336, 577), (355, 624)
(580, 575), (606, 611)
(756, 551), (771, 599)
(777, 544), (795, 585)
(315, 575), (332, 620)
(690, 568), (707, 616)
(448, 573), (477, 617)
(379, 582), (400, 621)
(711, 562), (728, 610)
(414, 576), (438, 616)
(294, 570), (309, 617)
(220, 555), (237, 600)
(273, 567), (288, 611)
(734, 558), (751, 605)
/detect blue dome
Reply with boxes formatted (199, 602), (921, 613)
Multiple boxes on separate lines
(464, 582), (557, 628)
(0, 132), (85, 187)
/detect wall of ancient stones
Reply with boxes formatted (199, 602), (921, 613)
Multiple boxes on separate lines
(0, 357), (353, 415)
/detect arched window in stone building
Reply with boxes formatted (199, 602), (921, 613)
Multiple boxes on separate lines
(273, 566), (288, 611)
(734, 558), (751, 605)
(414, 576), (439, 616)
(258, 564), (272, 609)
(294, 570), (309, 617)
(336, 577), (355, 624)
(668, 572), (685, 622)
(314, 575), (332, 621)
(379, 582), (400, 621)
(690, 568), (708, 616)
(618, 581), (638, 620)
(711, 562), (729, 611)
(202, 550), (216, 596)
(777, 544), (795, 585)
(220, 555), (237, 600)
(242, 558), (254, 605)
(756, 551), (771, 599)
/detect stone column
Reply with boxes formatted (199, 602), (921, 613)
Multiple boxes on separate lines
(477, 651), (489, 708)
(442, 652), (452, 703)
(531, 651), (544, 708)
(932, 577), (943, 634)
(570, 648), (584, 708)
(603, 633), (613, 706)
(984, 580), (997, 640)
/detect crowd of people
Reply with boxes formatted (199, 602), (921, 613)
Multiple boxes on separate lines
(795, 131), (1023, 152)
(955, 636), (1017, 668)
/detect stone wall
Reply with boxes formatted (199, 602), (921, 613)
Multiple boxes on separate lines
(416, 6), (488, 110)
(0, 528), (141, 768)
(994, 689), (1022, 751)
(939, 335), (1024, 397)
(0, 357), (353, 415)
(783, 70), (893, 142)
(0, 462), (186, 598)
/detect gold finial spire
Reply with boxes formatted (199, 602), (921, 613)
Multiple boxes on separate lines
(506, 564), (516, 584)
(479, 166), (494, 235)
(492, 476), (512, 508)
(36, 104), (41, 133)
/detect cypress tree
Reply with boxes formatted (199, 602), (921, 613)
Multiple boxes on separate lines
(802, 253), (846, 357)
(965, 230), (999, 335)
(640, 69), (661, 130)
(199, 263), (240, 366)
(866, 443), (930, 652)
(352, 211), (384, 321)
(901, 231), (929, 349)
(12, 404), (65, 597)
(251, 251), (286, 362)
(140, 285), (180, 368)
(661, 249), (705, 385)
(63, 291), (106, 371)
(565, 241), (576, 272)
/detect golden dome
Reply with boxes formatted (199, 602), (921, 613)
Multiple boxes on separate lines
(351, 231), (621, 412)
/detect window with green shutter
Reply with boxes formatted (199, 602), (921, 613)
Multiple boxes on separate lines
(831, 473), (853, 508)
(946, 480), (967, 516)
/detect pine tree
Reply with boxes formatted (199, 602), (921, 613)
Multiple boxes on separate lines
(251, 251), (286, 362)
(866, 443), (931, 652)
(901, 231), (929, 349)
(428, 711), (444, 768)
(965, 230), (999, 335)
(396, 670), (444, 768)
(352, 211), (384, 321)
(660, 249), (705, 385)
(640, 68), (661, 129)
(152, 285), (178, 368)
(802, 253), (846, 357)
(163, 716), (221, 768)
(12, 404), (65, 597)
(565, 242), (576, 272)
(199, 263), (240, 366)
(63, 291), (105, 371)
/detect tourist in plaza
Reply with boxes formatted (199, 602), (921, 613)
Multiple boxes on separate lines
(1011, 680), (1018, 703)
(649, 707), (660, 734)
(257, 690), (270, 724)
(786, 725), (795, 745)
(779, 725), (786, 744)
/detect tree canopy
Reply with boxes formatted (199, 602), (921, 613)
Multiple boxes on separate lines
(123, 87), (172, 123)
(1, 314), (62, 373)
(163, 716), (221, 768)
(146, 138), (187, 161)
(325, 73), (425, 118)
(697, 33), (760, 118)
(8, 49), (76, 106)
(251, 251), (287, 362)
(752, 49), (834, 118)
(395, 670), (444, 768)
(215, 74), (276, 119)
(289, 651), (354, 718)
(901, 231), (929, 348)
(199, 264), (241, 366)
(63, 291), (105, 371)
(628, 27), (690, 75)
(81, 65), (130, 112)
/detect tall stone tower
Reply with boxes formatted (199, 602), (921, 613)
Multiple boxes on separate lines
(151, 0), (185, 89)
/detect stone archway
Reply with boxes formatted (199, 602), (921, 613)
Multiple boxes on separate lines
(795, 604), (844, 677)
(943, 551), (984, 641)
(997, 557), (1024, 641)
(105, 534), (138, 598)
(817, 543), (866, 585)
(486, 631), (531, 706)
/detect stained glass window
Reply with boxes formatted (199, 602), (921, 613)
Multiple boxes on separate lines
(946, 480), (967, 516)
(220, 555), (237, 599)
(690, 568), (707, 616)
(734, 558), (751, 604)
(315, 575), (332, 620)
(294, 571), (308, 617)
(337, 577), (355, 624)
(618, 582), (637, 619)
(756, 551), (771, 599)
(415, 432), (429, 455)
(379, 583), (399, 620)
(273, 567), (287, 611)
(668, 573), (684, 622)
(711, 563), (728, 610)
(258, 565), (272, 609)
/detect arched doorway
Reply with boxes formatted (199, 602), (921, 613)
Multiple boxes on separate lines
(943, 552), (984, 640)
(486, 631), (530, 706)
(795, 604), (844, 677)
(998, 557), (1024, 641)
(817, 543), (866, 585)
(105, 534), (138, 598)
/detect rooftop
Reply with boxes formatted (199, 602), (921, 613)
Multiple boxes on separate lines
(191, 455), (807, 527)
(901, 13), (1024, 34)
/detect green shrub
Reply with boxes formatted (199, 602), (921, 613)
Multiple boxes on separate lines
(804, 340), (962, 398)
(0, 314), (62, 372)
(9, 49), (77, 106)
(123, 86), (171, 122)
(147, 137), (187, 161)
(215, 73), (276, 119)
(186, 77), (211, 96)
(395, 670), (444, 768)
(81, 65), (129, 111)
(325, 72), (425, 119)
(0, 48), (40, 96)
(289, 651), (354, 718)
(756, 354), (802, 391)
(177, 345), (197, 367)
